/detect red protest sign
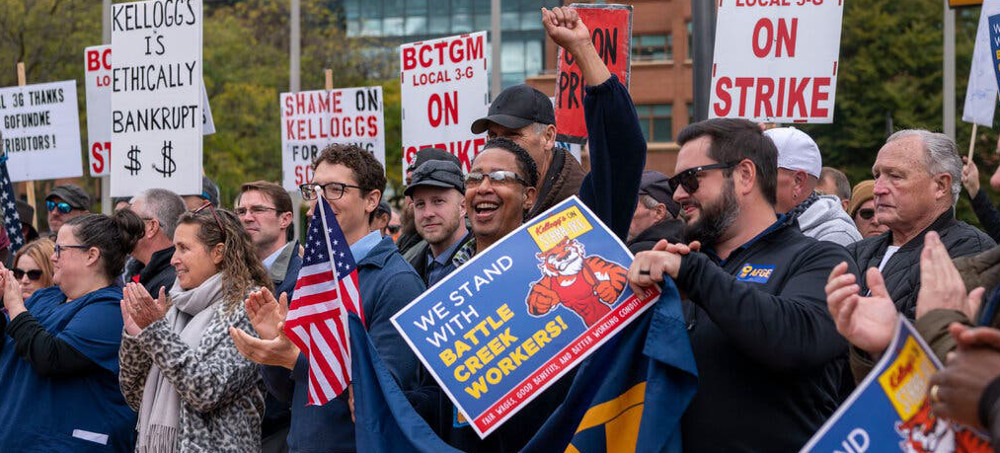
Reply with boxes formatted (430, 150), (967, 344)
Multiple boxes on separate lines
(554, 4), (632, 144)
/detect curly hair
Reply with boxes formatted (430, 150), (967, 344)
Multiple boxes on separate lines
(176, 207), (272, 313)
(312, 144), (387, 196)
(478, 137), (539, 187)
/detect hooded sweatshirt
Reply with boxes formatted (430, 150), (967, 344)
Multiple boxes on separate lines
(795, 194), (862, 247)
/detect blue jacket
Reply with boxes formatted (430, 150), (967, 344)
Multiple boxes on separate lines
(261, 236), (425, 453)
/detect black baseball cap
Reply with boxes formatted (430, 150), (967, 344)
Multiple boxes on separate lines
(407, 147), (461, 173)
(404, 160), (465, 196)
(470, 84), (555, 134)
(639, 171), (680, 218)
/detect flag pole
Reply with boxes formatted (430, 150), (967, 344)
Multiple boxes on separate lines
(313, 189), (351, 379)
(16, 62), (37, 229)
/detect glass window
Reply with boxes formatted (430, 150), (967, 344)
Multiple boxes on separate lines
(687, 21), (693, 62)
(429, 15), (449, 34)
(632, 34), (669, 62)
(405, 16), (427, 35)
(453, 14), (473, 33)
(383, 17), (404, 36)
(525, 40), (543, 76)
(502, 40), (525, 74)
(637, 104), (673, 142)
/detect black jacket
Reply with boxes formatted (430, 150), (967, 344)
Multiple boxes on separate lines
(848, 208), (995, 320)
(137, 246), (176, 297)
(407, 232), (472, 286)
(626, 219), (684, 254)
(676, 216), (855, 452)
(970, 189), (1000, 243)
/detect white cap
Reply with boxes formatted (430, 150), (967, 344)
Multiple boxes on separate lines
(764, 127), (822, 178)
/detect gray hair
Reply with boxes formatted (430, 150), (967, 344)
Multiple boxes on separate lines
(886, 129), (962, 204)
(639, 194), (661, 210)
(130, 188), (187, 239)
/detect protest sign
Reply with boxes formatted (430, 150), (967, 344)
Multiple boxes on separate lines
(280, 86), (386, 191)
(400, 31), (489, 177)
(110, 0), (203, 197)
(554, 4), (631, 143)
(0, 80), (83, 182)
(87, 44), (216, 177)
(990, 14), (1000, 93)
(709, 0), (843, 123)
(964, 0), (1000, 127)
(392, 196), (660, 438)
(800, 316), (991, 453)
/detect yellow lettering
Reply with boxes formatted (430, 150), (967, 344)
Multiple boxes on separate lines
(464, 355), (484, 375)
(497, 357), (516, 375)
(498, 303), (514, 322)
(465, 375), (488, 398)
(486, 368), (503, 384)
(533, 329), (552, 348)
(455, 365), (470, 382)
(523, 338), (539, 355)
(487, 336), (505, 356)
(440, 348), (457, 367)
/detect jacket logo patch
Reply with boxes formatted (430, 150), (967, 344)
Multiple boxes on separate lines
(737, 264), (774, 283)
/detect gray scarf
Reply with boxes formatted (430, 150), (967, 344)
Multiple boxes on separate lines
(136, 273), (224, 453)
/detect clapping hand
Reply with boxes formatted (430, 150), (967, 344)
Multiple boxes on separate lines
(121, 283), (169, 335)
(0, 262), (26, 319)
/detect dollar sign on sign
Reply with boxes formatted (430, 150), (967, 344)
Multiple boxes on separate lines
(124, 146), (142, 176)
(153, 141), (176, 177)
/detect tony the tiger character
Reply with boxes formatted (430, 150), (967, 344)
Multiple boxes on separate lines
(895, 399), (990, 453)
(525, 237), (628, 327)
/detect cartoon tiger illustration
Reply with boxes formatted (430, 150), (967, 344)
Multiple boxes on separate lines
(895, 399), (990, 453)
(525, 237), (628, 327)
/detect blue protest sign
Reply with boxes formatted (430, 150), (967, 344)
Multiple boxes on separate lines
(989, 14), (1000, 94)
(800, 316), (990, 452)
(391, 196), (659, 438)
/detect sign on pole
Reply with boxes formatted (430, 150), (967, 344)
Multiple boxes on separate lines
(0, 80), (83, 182)
(400, 31), (489, 177)
(964, 0), (1000, 127)
(280, 86), (386, 191)
(554, 4), (632, 144)
(111, 0), (203, 197)
(800, 316), (991, 452)
(709, 0), (844, 123)
(392, 196), (659, 438)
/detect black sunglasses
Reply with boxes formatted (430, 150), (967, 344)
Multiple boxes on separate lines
(857, 208), (875, 220)
(12, 268), (43, 281)
(46, 200), (73, 213)
(668, 162), (737, 194)
(386, 225), (401, 234)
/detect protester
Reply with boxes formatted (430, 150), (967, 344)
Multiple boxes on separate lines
(229, 144), (425, 453)
(236, 180), (301, 300)
(627, 118), (855, 452)
(45, 184), (91, 234)
(397, 148), (463, 258)
(826, 130), (995, 381)
(16, 200), (39, 244)
(370, 199), (392, 235)
(113, 197), (132, 212)
(627, 170), (683, 253)
(127, 189), (186, 297)
(818, 166), (852, 211)
(928, 324), (1000, 451)
(387, 208), (401, 240)
(961, 156), (1000, 243)
(846, 180), (889, 239)
(0, 211), (144, 451)
(119, 204), (268, 452)
(405, 160), (473, 286)
(765, 127), (861, 246)
(182, 175), (221, 211)
(11, 238), (55, 300)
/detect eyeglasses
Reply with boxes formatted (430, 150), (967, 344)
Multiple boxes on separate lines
(12, 268), (43, 281)
(299, 181), (363, 201)
(54, 244), (89, 258)
(386, 225), (401, 234)
(857, 208), (875, 220)
(235, 205), (280, 217)
(192, 201), (227, 239)
(668, 162), (738, 194)
(464, 171), (528, 188)
(46, 201), (73, 214)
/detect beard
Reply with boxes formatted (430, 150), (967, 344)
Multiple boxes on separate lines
(683, 178), (740, 246)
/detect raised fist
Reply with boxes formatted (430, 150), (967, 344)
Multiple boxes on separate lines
(527, 284), (560, 315)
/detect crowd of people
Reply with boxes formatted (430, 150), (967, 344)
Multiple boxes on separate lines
(4, 6), (1000, 453)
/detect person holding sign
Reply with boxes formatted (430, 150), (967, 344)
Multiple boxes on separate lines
(961, 154), (1000, 243)
(0, 211), (144, 452)
(626, 118), (857, 452)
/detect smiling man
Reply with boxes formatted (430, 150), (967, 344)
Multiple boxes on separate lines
(405, 160), (472, 286)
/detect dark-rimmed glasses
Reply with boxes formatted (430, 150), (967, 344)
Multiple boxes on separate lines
(668, 162), (737, 194)
(192, 202), (227, 238)
(12, 268), (43, 281)
(46, 201), (73, 213)
(464, 171), (528, 188)
(54, 244), (89, 258)
(299, 181), (363, 201)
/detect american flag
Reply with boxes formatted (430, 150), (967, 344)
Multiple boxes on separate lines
(0, 153), (24, 254)
(283, 195), (365, 406)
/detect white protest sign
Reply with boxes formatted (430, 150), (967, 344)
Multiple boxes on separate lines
(963, 0), (1000, 127)
(87, 44), (215, 177)
(0, 80), (83, 181)
(111, 0), (202, 197)
(709, 0), (843, 123)
(280, 86), (386, 191)
(401, 31), (489, 177)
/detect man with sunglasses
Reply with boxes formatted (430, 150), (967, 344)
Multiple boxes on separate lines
(847, 180), (888, 238)
(44, 184), (91, 234)
(627, 118), (857, 452)
(234, 144), (425, 453)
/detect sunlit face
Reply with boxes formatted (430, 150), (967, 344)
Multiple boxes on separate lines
(412, 186), (466, 247)
(238, 190), (290, 255)
(486, 123), (552, 176)
(51, 226), (92, 288)
(305, 162), (379, 243)
(170, 223), (221, 290)
(14, 254), (45, 300)
(871, 137), (946, 234)
(465, 148), (536, 246)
